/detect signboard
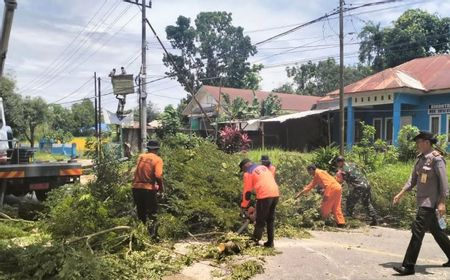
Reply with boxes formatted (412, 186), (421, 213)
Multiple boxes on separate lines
(111, 74), (134, 96)
(428, 104), (450, 115)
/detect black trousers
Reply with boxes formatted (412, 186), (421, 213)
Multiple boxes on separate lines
(403, 207), (450, 268)
(132, 188), (158, 224)
(346, 187), (377, 219)
(253, 197), (279, 244)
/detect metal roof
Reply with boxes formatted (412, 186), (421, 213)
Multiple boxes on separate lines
(261, 108), (335, 123)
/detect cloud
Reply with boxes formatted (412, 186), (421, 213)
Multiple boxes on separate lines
(2, 0), (448, 112)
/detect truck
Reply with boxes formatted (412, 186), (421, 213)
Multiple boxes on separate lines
(0, 0), (82, 206)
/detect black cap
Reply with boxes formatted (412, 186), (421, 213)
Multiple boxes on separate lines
(307, 164), (317, 171)
(261, 155), (270, 161)
(412, 131), (437, 145)
(335, 155), (345, 163)
(239, 158), (252, 172)
(146, 140), (160, 150)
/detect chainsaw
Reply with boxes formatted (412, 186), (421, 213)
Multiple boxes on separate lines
(236, 206), (256, 234)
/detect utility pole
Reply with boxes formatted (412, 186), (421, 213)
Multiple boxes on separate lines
(94, 72), (98, 137)
(339, 0), (345, 155)
(140, 0), (147, 152)
(98, 77), (102, 142)
(122, 0), (151, 152)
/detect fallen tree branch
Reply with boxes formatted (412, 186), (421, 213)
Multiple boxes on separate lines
(191, 231), (226, 238)
(67, 226), (133, 253)
(0, 212), (34, 223)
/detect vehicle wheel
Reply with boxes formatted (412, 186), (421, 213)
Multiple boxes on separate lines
(34, 190), (49, 201)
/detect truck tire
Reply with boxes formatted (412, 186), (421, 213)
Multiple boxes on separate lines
(34, 190), (49, 201)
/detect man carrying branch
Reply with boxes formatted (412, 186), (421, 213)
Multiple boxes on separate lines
(296, 164), (346, 227)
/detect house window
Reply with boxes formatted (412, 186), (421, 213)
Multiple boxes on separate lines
(388, 94), (391, 100)
(361, 97), (363, 102)
(373, 118), (383, 140)
(354, 98), (357, 103)
(385, 117), (393, 144)
(447, 115), (450, 141)
(430, 115), (441, 135)
(368, 97), (371, 102)
(374, 96), (377, 101)
(381, 95), (384, 101)
(355, 120), (363, 143)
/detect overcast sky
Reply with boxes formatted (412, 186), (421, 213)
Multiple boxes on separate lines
(3, 0), (449, 113)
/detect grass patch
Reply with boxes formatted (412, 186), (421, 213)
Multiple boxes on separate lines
(33, 151), (69, 162)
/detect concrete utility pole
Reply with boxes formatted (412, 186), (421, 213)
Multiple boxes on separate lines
(123, 0), (151, 152)
(140, 0), (147, 152)
(339, 0), (345, 155)
(0, 0), (17, 77)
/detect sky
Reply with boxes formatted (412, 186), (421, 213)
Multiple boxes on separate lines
(3, 0), (450, 113)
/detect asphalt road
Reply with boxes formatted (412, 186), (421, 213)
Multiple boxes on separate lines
(254, 226), (450, 280)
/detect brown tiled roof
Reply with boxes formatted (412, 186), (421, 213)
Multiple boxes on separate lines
(320, 55), (450, 102)
(201, 85), (320, 112)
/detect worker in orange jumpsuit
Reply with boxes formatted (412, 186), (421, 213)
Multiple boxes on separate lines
(261, 155), (276, 178)
(296, 164), (346, 227)
(240, 158), (280, 247)
(132, 140), (164, 240)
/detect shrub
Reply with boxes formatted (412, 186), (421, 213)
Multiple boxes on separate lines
(397, 125), (420, 161)
(218, 126), (251, 154)
(311, 144), (339, 172)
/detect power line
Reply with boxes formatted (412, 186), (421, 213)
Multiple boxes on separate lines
(50, 77), (93, 104)
(20, 0), (110, 92)
(22, 1), (121, 93)
(254, 0), (407, 46)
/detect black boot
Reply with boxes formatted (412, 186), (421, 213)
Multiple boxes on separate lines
(443, 261), (450, 267)
(370, 217), (378, 226)
(393, 266), (415, 275)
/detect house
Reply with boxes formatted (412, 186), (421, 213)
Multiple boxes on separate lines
(317, 55), (450, 148)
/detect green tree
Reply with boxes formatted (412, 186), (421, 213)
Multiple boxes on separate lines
(164, 12), (260, 93)
(0, 77), (23, 131)
(358, 22), (385, 72)
(358, 9), (450, 70)
(48, 104), (76, 134)
(133, 100), (160, 122)
(285, 58), (372, 96)
(15, 97), (49, 147)
(71, 99), (95, 136)
(260, 94), (281, 116)
(156, 105), (181, 139)
(272, 83), (295, 94)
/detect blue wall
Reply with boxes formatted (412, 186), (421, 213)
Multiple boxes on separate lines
(330, 92), (450, 148)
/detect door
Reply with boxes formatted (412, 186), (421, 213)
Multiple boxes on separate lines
(430, 115), (441, 135)
(373, 118), (382, 140)
(385, 118), (393, 144)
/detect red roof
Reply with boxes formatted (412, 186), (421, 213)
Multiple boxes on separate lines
(201, 85), (320, 112)
(321, 55), (450, 101)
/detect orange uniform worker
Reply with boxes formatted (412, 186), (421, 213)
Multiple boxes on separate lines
(132, 140), (164, 239)
(240, 159), (280, 248)
(261, 155), (276, 177)
(296, 164), (345, 227)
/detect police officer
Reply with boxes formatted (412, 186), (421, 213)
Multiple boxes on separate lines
(240, 159), (280, 248)
(392, 131), (450, 275)
(335, 156), (378, 226)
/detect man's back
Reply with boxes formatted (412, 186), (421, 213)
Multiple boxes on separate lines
(133, 153), (163, 190)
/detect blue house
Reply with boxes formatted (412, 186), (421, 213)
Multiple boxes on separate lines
(316, 55), (450, 148)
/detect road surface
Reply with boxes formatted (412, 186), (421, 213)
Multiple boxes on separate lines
(254, 226), (450, 280)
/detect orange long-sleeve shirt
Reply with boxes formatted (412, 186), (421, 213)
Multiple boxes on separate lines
(268, 165), (276, 177)
(241, 165), (280, 208)
(303, 168), (341, 196)
(133, 153), (163, 190)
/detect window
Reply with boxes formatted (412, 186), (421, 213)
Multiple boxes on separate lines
(388, 95), (391, 100)
(354, 98), (357, 103)
(430, 115), (441, 135)
(381, 95), (384, 101)
(355, 120), (363, 143)
(374, 96), (377, 101)
(368, 97), (371, 102)
(361, 97), (363, 102)
(447, 115), (450, 141)
(385, 118), (393, 143)
(373, 118), (383, 140)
